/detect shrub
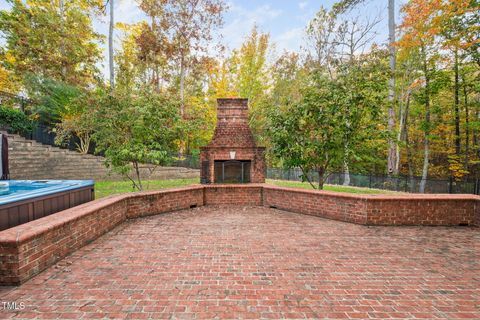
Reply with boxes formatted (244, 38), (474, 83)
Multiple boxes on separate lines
(0, 105), (32, 134)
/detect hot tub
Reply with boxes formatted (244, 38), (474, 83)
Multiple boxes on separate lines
(0, 180), (94, 231)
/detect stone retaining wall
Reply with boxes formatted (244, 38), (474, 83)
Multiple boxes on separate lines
(0, 184), (478, 285)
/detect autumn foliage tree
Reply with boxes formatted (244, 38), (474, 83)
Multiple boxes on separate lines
(0, 0), (103, 87)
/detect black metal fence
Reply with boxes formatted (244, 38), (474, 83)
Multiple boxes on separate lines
(267, 168), (480, 195)
(168, 155), (200, 169)
(22, 123), (98, 153)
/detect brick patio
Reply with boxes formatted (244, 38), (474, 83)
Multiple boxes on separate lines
(0, 206), (478, 319)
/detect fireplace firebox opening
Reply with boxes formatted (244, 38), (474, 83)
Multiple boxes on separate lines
(214, 160), (251, 183)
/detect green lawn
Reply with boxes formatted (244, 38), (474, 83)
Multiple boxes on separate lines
(94, 178), (199, 198)
(94, 178), (388, 198)
(266, 179), (388, 194)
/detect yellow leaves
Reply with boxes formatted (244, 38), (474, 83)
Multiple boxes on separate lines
(207, 59), (237, 99)
(399, 0), (480, 52)
(0, 68), (8, 92)
(0, 53), (21, 93)
(4, 52), (16, 65)
(448, 154), (469, 179)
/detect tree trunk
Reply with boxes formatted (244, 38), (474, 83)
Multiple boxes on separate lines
(404, 94), (415, 192)
(387, 0), (397, 175)
(419, 49), (430, 193)
(343, 161), (350, 186)
(342, 142), (350, 185)
(395, 89), (407, 174)
(396, 89), (411, 173)
(318, 167), (325, 190)
(463, 74), (469, 170)
(109, 0), (115, 90)
(180, 53), (185, 117)
(133, 161), (143, 191)
(155, 65), (160, 92)
(59, 0), (67, 80)
(454, 49), (460, 155)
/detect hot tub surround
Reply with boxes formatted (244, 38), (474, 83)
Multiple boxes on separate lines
(200, 98), (265, 184)
(0, 180), (94, 231)
(0, 184), (478, 286)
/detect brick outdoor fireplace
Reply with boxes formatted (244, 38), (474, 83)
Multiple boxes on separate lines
(200, 98), (265, 184)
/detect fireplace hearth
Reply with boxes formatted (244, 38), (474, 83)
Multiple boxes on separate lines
(200, 98), (265, 184)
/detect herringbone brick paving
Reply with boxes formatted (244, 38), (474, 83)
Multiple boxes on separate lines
(0, 206), (478, 319)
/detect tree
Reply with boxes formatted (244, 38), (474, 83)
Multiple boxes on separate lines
(0, 0), (103, 88)
(267, 67), (382, 189)
(93, 91), (181, 190)
(332, 0), (398, 176)
(0, 50), (21, 93)
(230, 26), (271, 142)
(55, 89), (102, 154)
(305, 6), (338, 75)
(395, 0), (480, 189)
(306, 5), (380, 185)
(139, 0), (226, 116)
(232, 26), (270, 107)
(24, 75), (82, 125)
(267, 74), (345, 189)
(115, 23), (148, 92)
(108, 0), (115, 90)
(387, 0), (397, 175)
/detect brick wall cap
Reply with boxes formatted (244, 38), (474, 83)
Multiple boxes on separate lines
(263, 185), (480, 201)
(263, 185), (373, 200)
(200, 146), (266, 150)
(217, 98), (248, 104)
(204, 184), (265, 189)
(126, 185), (204, 198)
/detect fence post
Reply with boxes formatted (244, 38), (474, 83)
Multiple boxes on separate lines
(448, 176), (453, 194)
(369, 174), (372, 188)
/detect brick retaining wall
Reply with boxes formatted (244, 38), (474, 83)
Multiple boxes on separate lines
(263, 186), (368, 224)
(126, 186), (204, 219)
(204, 184), (263, 206)
(263, 186), (479, 226)
(0, 184), (478, 285)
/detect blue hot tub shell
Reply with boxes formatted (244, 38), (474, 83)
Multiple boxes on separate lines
(0, 180), (95, 231)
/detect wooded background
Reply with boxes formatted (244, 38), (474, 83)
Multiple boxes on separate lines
(0, 0), (478, 190)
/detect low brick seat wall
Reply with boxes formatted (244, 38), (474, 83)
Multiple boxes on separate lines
(263, 186), (479, 226)
(0, 184), (478, 285)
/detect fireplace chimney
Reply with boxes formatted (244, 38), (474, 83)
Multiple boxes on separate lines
(200, 98), (265, 184)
